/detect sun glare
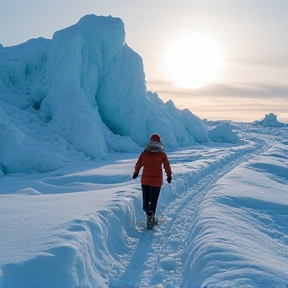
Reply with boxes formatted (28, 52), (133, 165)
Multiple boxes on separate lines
(165, 34), (224, 89)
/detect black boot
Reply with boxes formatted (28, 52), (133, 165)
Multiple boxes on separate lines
(146, 211), (156, 229)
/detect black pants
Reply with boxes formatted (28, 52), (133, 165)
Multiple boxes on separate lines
(141, 184), (161, 215)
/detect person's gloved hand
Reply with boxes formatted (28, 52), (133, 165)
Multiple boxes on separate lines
(167, 176), (172, 184)
(133, 173), (139, 179)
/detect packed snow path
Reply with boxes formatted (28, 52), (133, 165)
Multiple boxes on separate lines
(111, 130), (271, 287)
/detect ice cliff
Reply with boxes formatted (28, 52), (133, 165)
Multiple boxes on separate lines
(0, 14), (212, 174)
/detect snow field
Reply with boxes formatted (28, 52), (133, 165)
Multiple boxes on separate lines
(0, 126), (288, 288)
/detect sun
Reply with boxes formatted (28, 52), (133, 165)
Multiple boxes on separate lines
(165, 34), (224, 89)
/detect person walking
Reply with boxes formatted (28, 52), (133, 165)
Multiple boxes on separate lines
(132, 133), (172, 228)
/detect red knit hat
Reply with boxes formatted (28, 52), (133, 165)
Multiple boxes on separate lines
(150, 133), (161, 143)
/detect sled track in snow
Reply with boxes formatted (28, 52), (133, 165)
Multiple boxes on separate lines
(113, 134), (270, 287)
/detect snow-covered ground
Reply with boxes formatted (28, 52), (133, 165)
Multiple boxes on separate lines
(1, 124), (287, 288)
(1, 14), (287, 288)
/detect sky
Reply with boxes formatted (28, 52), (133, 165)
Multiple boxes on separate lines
(0, 0), (287, 123)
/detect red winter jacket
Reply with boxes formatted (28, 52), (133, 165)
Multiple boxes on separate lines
(134, 150), (172, 187)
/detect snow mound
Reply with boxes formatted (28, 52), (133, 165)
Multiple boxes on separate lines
(0, 106), (63, 174)
(208, 123), (238, 143)
(254, 113), (285, 127)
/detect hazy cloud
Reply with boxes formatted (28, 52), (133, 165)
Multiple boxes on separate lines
(147, 80), (288, 101)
